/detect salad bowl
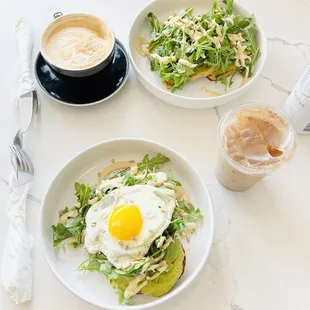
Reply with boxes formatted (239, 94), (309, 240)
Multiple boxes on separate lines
(128, 0), (267, 109)
(40, 138), (214, 309)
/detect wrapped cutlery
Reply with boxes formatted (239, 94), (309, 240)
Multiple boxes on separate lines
(1, 18), (37, 304)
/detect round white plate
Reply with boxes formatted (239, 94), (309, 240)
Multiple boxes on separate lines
(129, 0), (267, 109)
(40, 139), (214, 310)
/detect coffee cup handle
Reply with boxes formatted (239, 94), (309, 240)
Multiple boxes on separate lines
(53, 12), (63, 19)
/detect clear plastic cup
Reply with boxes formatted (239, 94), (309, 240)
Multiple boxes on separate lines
(216, 104), (296, 191)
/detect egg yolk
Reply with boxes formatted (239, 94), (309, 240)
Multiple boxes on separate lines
(108, 204), (143, 240)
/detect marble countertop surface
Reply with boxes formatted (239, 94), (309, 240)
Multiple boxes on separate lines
(1, 0), (310, 309)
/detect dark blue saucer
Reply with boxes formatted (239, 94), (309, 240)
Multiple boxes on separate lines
(35, 39), (129, 106)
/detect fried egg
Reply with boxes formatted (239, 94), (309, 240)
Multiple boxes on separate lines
(84, 185), (176, 269)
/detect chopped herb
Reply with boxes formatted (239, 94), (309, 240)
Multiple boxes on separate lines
(138, 154), (170, 172)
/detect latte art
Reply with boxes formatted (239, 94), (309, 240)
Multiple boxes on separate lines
(45, 26), (113, 69)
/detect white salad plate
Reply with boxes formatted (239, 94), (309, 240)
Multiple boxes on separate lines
(40, 138), (214, 310)
(129, 0), (267, 109)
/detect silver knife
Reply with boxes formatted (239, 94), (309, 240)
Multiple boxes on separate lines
(19, 90), (34, 133)
(15, 19), (39, 134)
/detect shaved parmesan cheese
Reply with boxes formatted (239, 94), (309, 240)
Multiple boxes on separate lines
(162, 30), (170, 36)
(228, 33), (245, 45)
(225, 17), (234, 25)
(150, 53), (176, 65)
(234, 41), (251, 68)
(179, 59), (197, 68)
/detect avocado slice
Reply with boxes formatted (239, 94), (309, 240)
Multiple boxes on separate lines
(109, 240), (186, 298)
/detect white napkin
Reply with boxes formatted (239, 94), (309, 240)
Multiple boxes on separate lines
(15, 18), (35, 97)
(1, 18), (35, 304)
(1, 174), (33, 304)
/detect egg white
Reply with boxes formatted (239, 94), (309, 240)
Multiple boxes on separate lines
(84, 185), (176, 269)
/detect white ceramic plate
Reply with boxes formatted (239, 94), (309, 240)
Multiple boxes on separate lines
(40, 139), (214, 310)
(129, 0), (267, 109)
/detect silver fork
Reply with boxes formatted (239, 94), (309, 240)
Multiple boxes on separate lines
(13, 129), (23, 149)
(9, 145), (34, 184)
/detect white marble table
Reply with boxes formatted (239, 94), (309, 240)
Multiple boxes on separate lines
(1, 0), (310, 309)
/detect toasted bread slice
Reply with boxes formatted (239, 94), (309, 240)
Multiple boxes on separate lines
(163, 69), (211, 88)
(163, 80), (174, 89)
(207, 75), (217, 81)
(191, 69), (213, 81)
(208, 69), (236, 81)
(162, 65), (237, 88)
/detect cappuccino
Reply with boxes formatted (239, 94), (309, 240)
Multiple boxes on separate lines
(45, 23), (113, 70)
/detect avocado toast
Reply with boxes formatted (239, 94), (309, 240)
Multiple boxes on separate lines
(142, 0), (259, 92)
(52, 154), (203, 304)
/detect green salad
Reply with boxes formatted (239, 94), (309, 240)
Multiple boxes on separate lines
(138, 0), (259, 92)
(52, 154), (203, 304)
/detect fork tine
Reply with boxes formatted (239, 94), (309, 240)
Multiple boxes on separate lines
(12, 146), (28, 172)
(20, 147), (34, 174)
(13, 129), (23, 149)
(9, 144), (34, 185)
(9, 146), (20, 176)
(11, 145), (34, 174)
(10, 145), (24, 171)
(23, 152), (34, 174)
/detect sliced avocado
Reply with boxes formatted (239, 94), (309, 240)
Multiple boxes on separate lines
(193, 64), (213, 75)
(141, 240), (185, 297)
(109, 240), (185, 298)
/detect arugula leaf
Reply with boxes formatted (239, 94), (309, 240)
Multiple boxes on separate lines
(74, 182), (90, 207)
(52, 214), (85, 248)
(59, 207), (69, 217)
(167, 218), (187, 235)
(77, 252), (150, 287)
(66, 215), (85, 245)
(52, 223), (73, 248)
(116, 290), (133, 305)
(78, 253), (108, 271)
(223, 0), (233, 14)
(187, 208), (203, 222)
(166, 169), (182, 186)
(147, 12), (161, 33)
(52, 182), (90, 249)
(167, 200), (203, 235)
(74, 182), (91, 215)
(115, 259), (149, 276)
(242, 25), (259, 76)
(117, 290), (131, 305)
(138, 153), (170, 172)
(123, 171), (138, 186)
(217, 75), (228, 87)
